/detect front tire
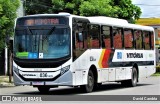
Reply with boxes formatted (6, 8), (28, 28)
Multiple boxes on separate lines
(81, 70), (94, 93)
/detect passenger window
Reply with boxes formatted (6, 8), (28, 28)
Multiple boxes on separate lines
(101, 26), (112, 48)
(124, 28), (133, 49)
(89, 24), (100, 48)
(151, 32), (154, 49)
(143, 31), (150, 50)
(113, 27), (123, 49)
(134, 30), (143, 49)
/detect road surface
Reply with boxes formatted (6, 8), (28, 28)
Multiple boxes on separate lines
(0, 76), (160, 95)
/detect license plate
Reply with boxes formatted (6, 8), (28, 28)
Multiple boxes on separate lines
(40, 73), (47, 78)
(32, 82), (44, 85)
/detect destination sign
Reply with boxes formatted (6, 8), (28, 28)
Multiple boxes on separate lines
(16, 17), (68, 26)
(25, 18), (59, 25)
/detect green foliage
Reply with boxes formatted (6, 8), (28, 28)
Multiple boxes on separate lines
(25, 0), (52, 15)
(0, 0), (20, 53)
(25, 0), (141, 23)
(152, 72), (160, 76)
(112, 0), (141, 23)
(79, 0), (119, 17)
(52, 0), (84, 14)
(51, 0), (141, 22)
(51, 0), (65, 13)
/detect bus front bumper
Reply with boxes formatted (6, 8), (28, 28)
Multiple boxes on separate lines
(13, 69), (73, 86)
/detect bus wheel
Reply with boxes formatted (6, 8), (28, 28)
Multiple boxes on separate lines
(130, 67), (138, 87)
(38, 86), (50, 93)
(81, 70), (94, 93)
(121, 67), (138, 87)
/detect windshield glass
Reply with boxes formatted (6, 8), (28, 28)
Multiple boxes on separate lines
(14, 26), (70, 59)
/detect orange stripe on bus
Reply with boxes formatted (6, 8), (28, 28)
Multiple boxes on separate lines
(98, 49), (111, 68)
(98, 49), (105, 68)
(102, 50), (111, 68)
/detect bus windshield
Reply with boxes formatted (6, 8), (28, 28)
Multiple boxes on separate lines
(14, 26), (70, 59)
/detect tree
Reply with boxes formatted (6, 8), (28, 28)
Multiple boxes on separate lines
(79, 0), (119, 17)
(25, 0), (141, 23)
(52, 0), (84, 14)
(25, 0), (52, 15)
(112, 0), (141, 23)
(51, 0), (141, 23)
(0, 0), (20, 53)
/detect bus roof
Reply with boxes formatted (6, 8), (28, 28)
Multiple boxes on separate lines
(87, 16), (128, 25)
(87, 16), (154, 31)
(127, 24), (154, 31)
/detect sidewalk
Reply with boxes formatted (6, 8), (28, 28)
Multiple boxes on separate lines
(0, 76), (14, 87)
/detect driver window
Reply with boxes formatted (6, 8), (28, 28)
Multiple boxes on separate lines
(72, 18), (89, 61)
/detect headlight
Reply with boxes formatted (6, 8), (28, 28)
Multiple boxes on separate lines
(61, 65), (70, 75)
(13, 66), (19, 75)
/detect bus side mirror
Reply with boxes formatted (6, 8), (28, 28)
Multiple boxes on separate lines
(78, 33), (83, 42)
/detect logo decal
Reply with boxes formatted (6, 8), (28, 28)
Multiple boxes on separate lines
(127, 53), (143, 58)
(28, 52), (38, 58)
(2, 96), (11, 101)
(117, 52), (122, 59)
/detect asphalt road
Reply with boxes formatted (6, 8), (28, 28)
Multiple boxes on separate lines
(0, 76), (160, 95)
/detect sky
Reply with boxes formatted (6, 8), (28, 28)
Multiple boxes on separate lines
(132, 0), (160, 18)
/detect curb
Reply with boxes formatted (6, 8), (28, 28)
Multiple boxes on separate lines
(0, 82), (15, 87)
(0, 76), (15, 87)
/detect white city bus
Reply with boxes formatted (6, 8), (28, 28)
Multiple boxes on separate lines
(13, 13), (156, 93)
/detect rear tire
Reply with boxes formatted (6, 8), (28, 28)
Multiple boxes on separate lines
(129, 67), (138, 87)
(38, 86), (50, 94)
(121, 67), (138, 87)
(81, 70), (94, 93)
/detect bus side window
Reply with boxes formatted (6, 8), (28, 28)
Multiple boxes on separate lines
(101, 25), (112, 49)
(124, 28), (134, 49)
(151, 32), (154, 49)
(134, 30), (143, 49)
(89, 24), (100, 48)
(113, 27), (123, 49)
(143, 31), (150, 50)
(72, 17), (89, 61)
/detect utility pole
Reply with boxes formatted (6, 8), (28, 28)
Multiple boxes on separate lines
(5, 43), (8, 76)
(9, 51), (12, 83)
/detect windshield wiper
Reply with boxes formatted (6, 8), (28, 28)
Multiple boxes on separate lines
(42, 26), (55, 41)
(27, 27), (39, 52)
(42, 26), (55, 50)
(26, 27), (33, 35)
